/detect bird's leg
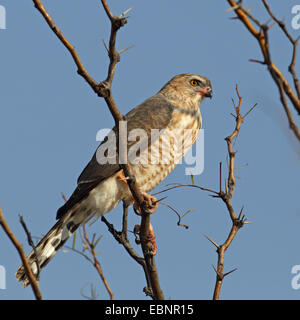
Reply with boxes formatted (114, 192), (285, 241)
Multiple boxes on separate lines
(133, 192), (158, 255)
(117, 170), (158, 255)
(117, 170), (159, 214)
(133, 192), (158, 215)
(117, 170), (130, 184)
(134, 222), (157, 256)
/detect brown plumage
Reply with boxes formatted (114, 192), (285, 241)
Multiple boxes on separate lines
(16, 73), (212, 287)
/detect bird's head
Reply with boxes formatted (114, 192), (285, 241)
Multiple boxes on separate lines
(159, 73), (213, 105)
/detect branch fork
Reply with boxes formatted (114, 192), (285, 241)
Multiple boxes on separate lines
(227, 0), (300, 140)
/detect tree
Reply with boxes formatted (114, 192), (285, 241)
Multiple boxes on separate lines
(0, 1), (298, 300)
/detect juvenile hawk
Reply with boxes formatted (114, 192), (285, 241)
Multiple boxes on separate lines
(16, 73), (212, 287)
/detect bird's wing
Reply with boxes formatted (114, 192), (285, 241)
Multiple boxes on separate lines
(56, 94), (174, 219)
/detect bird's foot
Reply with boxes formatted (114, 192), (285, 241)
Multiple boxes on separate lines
(133, 192), (158, 215)
(134, 223), (157, 256)
(117, 171), (158, 214)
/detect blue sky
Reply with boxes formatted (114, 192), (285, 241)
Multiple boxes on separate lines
(0, 0), (300, 300)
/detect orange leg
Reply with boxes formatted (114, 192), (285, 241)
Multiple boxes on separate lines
(134, 223), (157, 256)
(133, 193), (158, 256)
(117, 170), (158, 255)
(117, 170), (129, 184)
(117, 170), (158, 214)
(133, 195), (158, 255)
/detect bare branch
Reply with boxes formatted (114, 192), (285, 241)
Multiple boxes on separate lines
(160, 202), (191, 229)
(32, 0), (164, 299)
(19, 215), (40, 281)
(82, 225), (114, 300)
(101, 215), (153, 298)
(212, 86), (249, 300)
(153, 184), (219, 197)
(0, 207), (42, 300)
(226, 0), (300, 141)
(32, 0), (99, 92)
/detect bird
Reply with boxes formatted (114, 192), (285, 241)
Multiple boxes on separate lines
(16, 73), (212, 287)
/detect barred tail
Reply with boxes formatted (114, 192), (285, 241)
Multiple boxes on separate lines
(16, 203), (90, 287)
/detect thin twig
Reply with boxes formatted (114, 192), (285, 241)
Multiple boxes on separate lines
(80, 283), (99, 300)
(226, 0), (300, 141)
(260, 0), (300, 100)
(0, 207), (43, 300)
(122, 201), (129, 241)
(19, 215), (40, 281)
(160, 202), (191, 229)
(211, 86), (249, 300)
(101, 215), (153, 297)
(153, 184), (219, 197)
(82, 225), (114, 300)
(32, 0), (99, 92)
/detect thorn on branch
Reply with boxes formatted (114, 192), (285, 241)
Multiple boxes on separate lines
(102, 40), (109, 53)
(213, 265), (237, 282)
(101, 0), (129, 29)
(212, 265), (223, 280)
(233, 207), (248, 229)
(119, 45), (135, 55)
(223, 268), (238, 277)
(249, 58), (266, 65)
(225, 4), (241, 13)
(119, 7), (133, 18)
(237, 206), (244, 220)
(204, 234), (220, 249)
(243, 103), (258, 118)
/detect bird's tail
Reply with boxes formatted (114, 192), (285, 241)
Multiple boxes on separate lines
(16, 203), (90, 287)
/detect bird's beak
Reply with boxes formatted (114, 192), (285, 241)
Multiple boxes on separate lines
(197, 87), (213, 99)
(204, 87), (213, 99)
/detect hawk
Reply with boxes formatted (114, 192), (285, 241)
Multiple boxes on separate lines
(16, 73), (212, 287)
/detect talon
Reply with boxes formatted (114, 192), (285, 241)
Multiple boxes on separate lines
(133, 192), (159, 215)
(133, 203), (142, 216)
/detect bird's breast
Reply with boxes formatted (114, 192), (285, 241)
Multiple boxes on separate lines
(127, 107), (201, 193)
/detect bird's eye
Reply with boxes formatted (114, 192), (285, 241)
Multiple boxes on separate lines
(190, 79), (199, 87)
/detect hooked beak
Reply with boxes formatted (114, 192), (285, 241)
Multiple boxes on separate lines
(204, 87), (213, 99)
(197, 87), (213, 99)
